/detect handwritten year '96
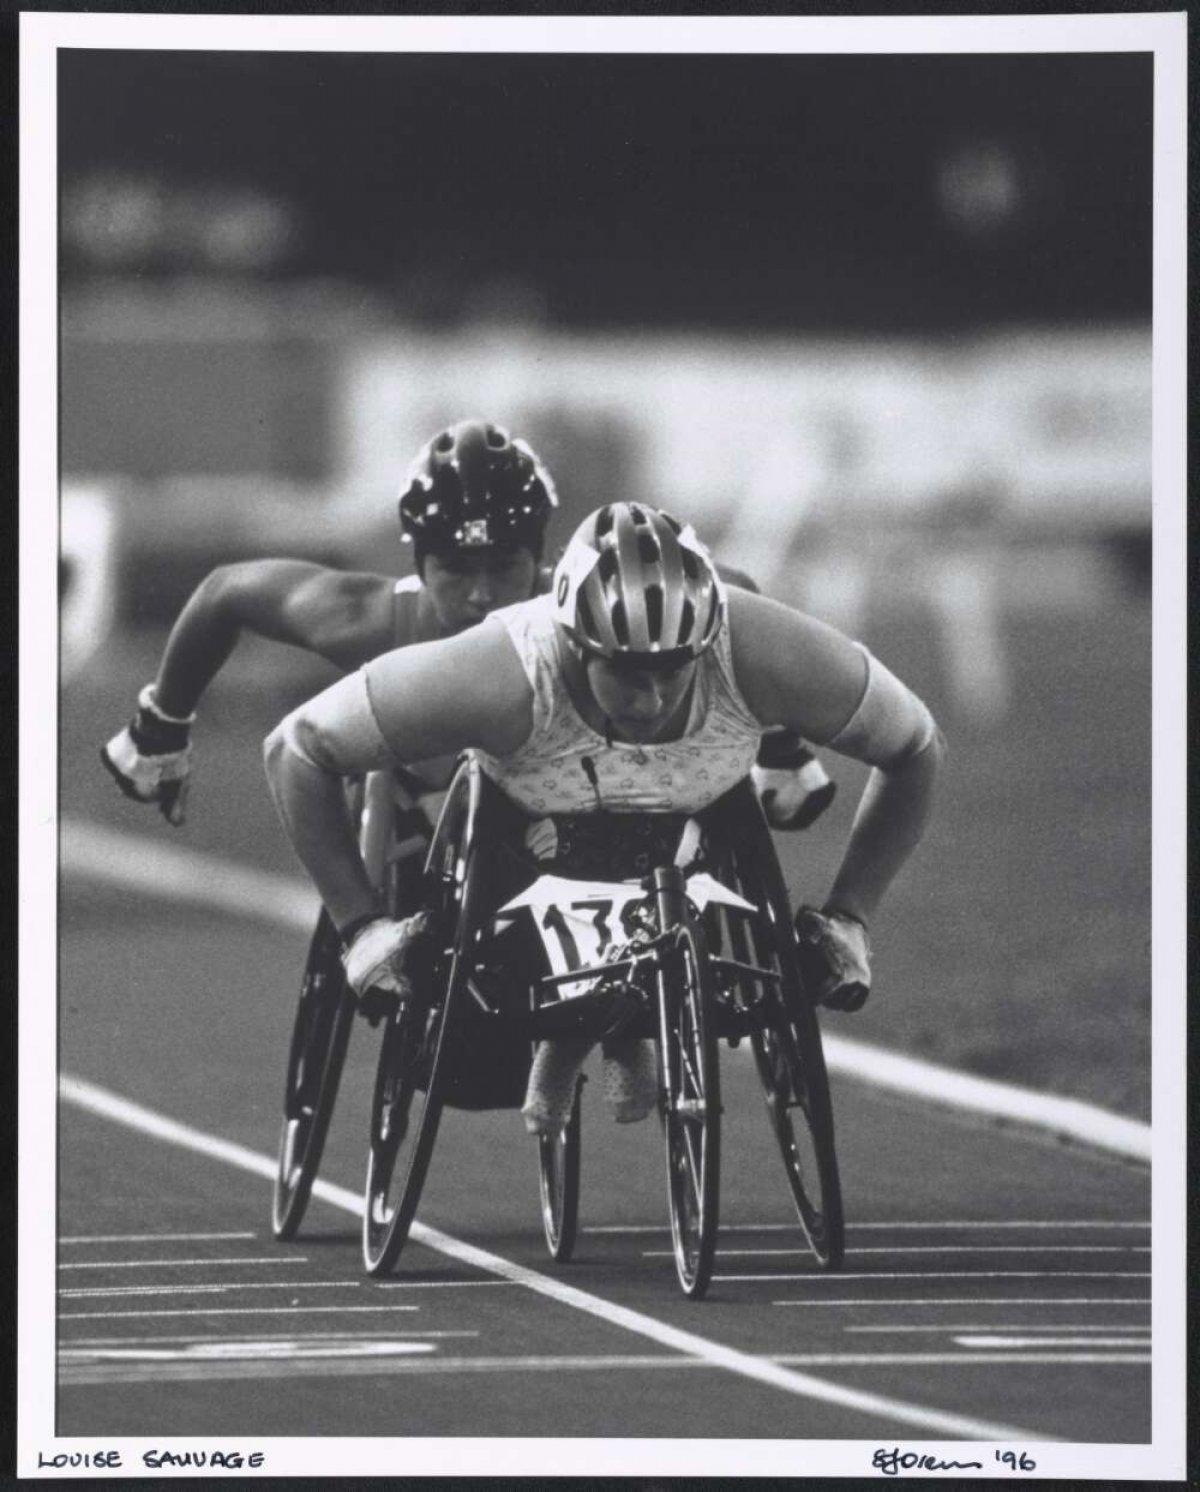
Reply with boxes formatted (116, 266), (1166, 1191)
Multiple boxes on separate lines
(872, 1447), (1037, 1476)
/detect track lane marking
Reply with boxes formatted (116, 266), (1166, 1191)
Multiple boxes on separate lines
(59, 1305), (421, 1320)
(717, 1271), (1150, 1282)
(60, 1256), (309, 1271)
(375, 1281), (520, 1290)
(57, 1349), (1152, 1391)
(644, 1246), (1150, 1257)
(953, 1336), (1149, 1350)
(844, 1324), (1152, 1334)
(773, 1297), (1150, 1307)
(59, 1072), (1042, 1440)
(60, 1232), (258, 1245)
(63, 1331), (480, 1345)
(589, 1220), (1149, 1233)
(61, 818), (1151, 1163)
(59, 1281), (364, 1298)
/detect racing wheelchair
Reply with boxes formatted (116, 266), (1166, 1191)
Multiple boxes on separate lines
(360, 754), (844, 1300)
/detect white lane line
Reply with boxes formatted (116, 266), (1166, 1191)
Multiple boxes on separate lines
(59, 1305), (420, 1320)
(60, 1281), (361, 1298)
(589, 1220), (1149, 1234)
(60, 1256), (308, 1271)
(847, 1221), (1150, 1230)
(63, 1331), (480, 1345)
(773, 1297), (1151, 1308)
(60, 1232), (258, 1245)
(376, 1281), (520, 1290)
(61, 1341), (438, 1363)
(643, 1246), (1150, 1258)
(62, 818), (316, 932)
(851, 1245), (1149, 1254)
(844, 1324), (1152, 1334)
(59, 1072), (1039, 1441)
(820, 1032), (1151, 1163)
(57, 1350), (1152, 1391)
(61, 817), (1150, 1164)
(718, 1271), (1150, 1283)
(952, 1336), (1150, 1350)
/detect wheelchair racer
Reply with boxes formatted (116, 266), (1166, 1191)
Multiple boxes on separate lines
(101, 421), (835, 834)
(263, 504), (946, 1134)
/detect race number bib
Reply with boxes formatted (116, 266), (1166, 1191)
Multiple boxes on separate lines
(496, 873), (757, 986)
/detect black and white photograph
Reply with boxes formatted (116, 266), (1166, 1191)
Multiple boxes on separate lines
(20, 11), (1185, 1481)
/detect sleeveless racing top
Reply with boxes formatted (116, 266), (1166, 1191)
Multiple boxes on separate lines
(476, 592), (764, 815)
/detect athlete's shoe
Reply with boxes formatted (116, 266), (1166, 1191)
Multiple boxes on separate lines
(522, 1035), (591, 1136)
(601, 1035), (658, 1123)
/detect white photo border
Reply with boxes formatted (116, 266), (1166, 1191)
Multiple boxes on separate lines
(19, 10), (1187, 1481)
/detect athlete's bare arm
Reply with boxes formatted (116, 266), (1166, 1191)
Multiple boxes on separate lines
(263, 621), (532, 928)
(727, 586), (945, 924)
(153, 561), (397, 718)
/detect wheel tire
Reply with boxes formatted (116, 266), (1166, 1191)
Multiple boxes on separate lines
(361, 759), (483, 1276)
(272, 911), (356, 1241)
(538, 1078), (582, 1262)
(361, 970), (459, 1275)
(725, 842), (844, 1271)
(661, 918), (721, 1300)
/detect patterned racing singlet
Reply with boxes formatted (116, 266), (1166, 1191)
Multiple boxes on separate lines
(476, 592), (764, 816)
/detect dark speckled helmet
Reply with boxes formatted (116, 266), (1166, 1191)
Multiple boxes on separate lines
(398, 419), (558, 558)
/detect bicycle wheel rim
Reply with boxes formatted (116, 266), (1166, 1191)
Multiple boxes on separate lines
(361, 987), (451, 1273)
(726, 849), (844, 1271)
(537, 1082), (582, 1261)
(272, 918), (353, 1240)
(662, 921), (720, 1299)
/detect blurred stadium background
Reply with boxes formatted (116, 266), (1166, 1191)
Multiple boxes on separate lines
(59, 51), (1151, 1118)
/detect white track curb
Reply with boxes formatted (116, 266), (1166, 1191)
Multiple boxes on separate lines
(61, 816), (1151, 1165)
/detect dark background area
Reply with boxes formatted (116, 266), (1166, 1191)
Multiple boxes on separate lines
(59, 50), (1152, 331)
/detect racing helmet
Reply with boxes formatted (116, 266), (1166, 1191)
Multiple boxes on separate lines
(552, 503), (724, 668)
(398, 419), (558, 558)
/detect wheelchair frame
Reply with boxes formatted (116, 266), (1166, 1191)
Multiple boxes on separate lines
(359, 755), (845, 1298)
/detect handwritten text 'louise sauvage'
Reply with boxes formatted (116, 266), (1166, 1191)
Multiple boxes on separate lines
(38, 1449), (266, 1471)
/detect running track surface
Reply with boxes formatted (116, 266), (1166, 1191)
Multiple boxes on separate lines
(56, 880), (1150, 1443)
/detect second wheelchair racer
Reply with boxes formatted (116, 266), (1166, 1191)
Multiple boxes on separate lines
(101, 420), (835, 834)
(264, 504), (946, 1134)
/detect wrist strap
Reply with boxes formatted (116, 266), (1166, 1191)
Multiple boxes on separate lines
(138, 683), (196, 727)
(756, 726), (813, 771)
(339, 911), (387, 952)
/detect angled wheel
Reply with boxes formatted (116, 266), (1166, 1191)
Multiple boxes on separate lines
(720, 819), (844, 1271)
(272, 910), (356, 1240)
(362, 758), (485, 1275)
(537, 1077), (582, 1262)
(660, 918), (721, 1300)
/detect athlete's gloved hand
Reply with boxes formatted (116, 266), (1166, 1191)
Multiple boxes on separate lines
(100, 683), (194, 826)
(794, 905), (872, 1011)
(340, 911), (437, 1003)
(752, 728), (837, 831)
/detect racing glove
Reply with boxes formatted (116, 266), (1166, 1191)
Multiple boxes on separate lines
(100, 684), (194, 826)
(752, 727), (837, 831)
(340, 911), (437, 1006)
(794, 905), (872, 1011)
